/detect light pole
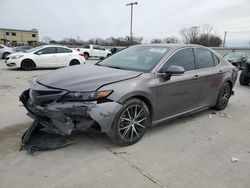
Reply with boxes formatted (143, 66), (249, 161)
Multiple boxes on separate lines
(223, 31), (227, 47)
(126, 2), (138, 44)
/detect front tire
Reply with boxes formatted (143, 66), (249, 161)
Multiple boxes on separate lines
(214, 82), (232, 110)
(2, 52), (10, 59)
(21, 59), (36, 70)
(239, 70), (249, 86)
(107, 99), (151, 146)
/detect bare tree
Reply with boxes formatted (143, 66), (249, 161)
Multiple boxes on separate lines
(201, 24), (213, 35)
(180, 27), (200, 44)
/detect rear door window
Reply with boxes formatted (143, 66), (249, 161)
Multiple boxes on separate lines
(37, 47), (57, 54)
(57, 47), (72, 53)
(195, 48), (214, 69)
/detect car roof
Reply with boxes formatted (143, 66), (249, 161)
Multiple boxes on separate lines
(134, 43), (205, 49)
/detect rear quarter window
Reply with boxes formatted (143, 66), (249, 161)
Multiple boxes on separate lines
(195, 48), (215, 69)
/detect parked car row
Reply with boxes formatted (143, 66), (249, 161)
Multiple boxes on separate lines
(20, 44), (238, 146)
(223, 51), (249, 70)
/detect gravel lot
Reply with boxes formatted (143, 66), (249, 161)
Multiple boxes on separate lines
(0, 59), (249, 188)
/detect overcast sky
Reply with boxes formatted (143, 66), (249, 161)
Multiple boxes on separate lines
(0, 0), (250, 46)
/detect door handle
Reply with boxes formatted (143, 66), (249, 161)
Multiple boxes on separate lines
(219, 70), (223, 74)
(193, 75), (201, 80)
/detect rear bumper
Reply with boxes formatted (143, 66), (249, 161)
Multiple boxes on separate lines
(20, 89), (122, 135)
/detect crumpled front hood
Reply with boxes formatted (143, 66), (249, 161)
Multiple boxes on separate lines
(38, 64), (141, 91)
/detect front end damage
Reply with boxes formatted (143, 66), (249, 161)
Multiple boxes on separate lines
(20, 83), (122, 152)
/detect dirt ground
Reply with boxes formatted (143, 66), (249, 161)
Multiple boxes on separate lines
(0, 60), (249, 188)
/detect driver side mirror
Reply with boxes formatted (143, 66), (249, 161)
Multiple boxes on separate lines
(35, 51), (43, 55)
(164, 65), (185, 80)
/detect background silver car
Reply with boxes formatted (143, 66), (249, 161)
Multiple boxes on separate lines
(21, 44), (238, 145)
(0, 44), (14, 59)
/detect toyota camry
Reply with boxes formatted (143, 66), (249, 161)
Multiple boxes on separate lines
(20, 44), (238, 146)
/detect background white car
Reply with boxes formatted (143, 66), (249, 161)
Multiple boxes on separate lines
(6, 45), (86, 70)
(75, 44), (111, 60)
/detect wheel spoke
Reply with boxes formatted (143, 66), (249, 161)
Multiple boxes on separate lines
(119, 125), (131, 131)
(126, 109), (132, 119)
(130, 128), (134, 141)
(136, 117), (146, 124)
(134, 105), (138, 118)
(135, 122), (145, 129)
(122, 126), (131, 139)
(121, 117), (131, 122)
(135, 108), (143, 119)
(133, 127), (139, 137)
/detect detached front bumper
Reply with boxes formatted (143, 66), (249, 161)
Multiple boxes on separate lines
(20, 89), (122, 135)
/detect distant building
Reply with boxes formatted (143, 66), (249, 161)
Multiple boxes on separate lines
(0, 28), (39, 46)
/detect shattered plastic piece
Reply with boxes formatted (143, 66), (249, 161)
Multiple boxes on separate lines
(219, 112), (231, 118)
(231, 157), (239, 162)
(21, 120), (74, 153)
(208, 115), (212, 118)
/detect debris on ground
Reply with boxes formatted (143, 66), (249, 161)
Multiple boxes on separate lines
(21, 120), (75, 154)
(211, 112), (216, 114)
(208, 115), (213, 118)
(218, 112), (231, 118)
(231, 157), (239, 162)
(113, 151), (127, 155)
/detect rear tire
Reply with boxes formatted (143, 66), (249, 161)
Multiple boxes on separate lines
(84, 53), (89, 60)
(21, 59), (36, 70)
(69, 59), (80, 66)
(239, 70), (249, 86)
(214, 82), (232, 110)
(107, 98), (151, 146)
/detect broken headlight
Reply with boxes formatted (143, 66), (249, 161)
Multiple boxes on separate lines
(61, 90), (113, 101)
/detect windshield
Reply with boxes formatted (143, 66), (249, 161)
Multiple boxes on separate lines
(97, 46), (170, 72)
(224, 52), (243, 59)
(25, 46), (43, 53)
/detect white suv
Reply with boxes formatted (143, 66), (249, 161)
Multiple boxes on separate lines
(6, 45), (86, 70)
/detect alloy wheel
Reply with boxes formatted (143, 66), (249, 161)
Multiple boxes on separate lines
(118, 105), (147, 142)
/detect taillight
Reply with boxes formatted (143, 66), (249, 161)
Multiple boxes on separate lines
(76, 48), (80, 51)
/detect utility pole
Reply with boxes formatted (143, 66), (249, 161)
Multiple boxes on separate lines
(223, 31), (227, 47)
(191, 26), (199, 44)
(126, 2), (138, 44)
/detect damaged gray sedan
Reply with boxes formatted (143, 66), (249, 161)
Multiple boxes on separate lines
(20, 44), (238, 146)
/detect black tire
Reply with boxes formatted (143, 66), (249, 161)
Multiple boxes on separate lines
(2, 52), (10, 59)
(84, 53), (89, 60)
(214, 82), (232, 110)
(21, 59), (36, 70)
(69, 59), (80, 66)
(239, 70), (250, 86)
(107, 98), (151, 146)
